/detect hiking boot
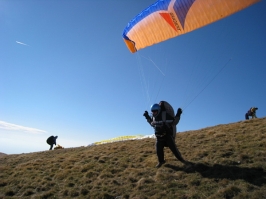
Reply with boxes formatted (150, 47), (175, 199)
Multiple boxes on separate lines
(156, 161), (166, 168)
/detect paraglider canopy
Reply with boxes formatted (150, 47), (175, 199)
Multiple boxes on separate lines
(122, 0), (260, 53)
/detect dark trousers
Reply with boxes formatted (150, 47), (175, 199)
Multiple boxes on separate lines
(49, 144), (54, 150)
(156, 134), (184, 163)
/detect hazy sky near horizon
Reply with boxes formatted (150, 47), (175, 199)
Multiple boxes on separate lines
(1, 0), (265, 154)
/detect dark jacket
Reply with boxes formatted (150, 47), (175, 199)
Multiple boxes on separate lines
(46, 136), (57, 145)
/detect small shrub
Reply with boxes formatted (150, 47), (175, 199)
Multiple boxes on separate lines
(0, 180), (7, 187)
(80, 188), (89, 195)
(5, 189), (15, 196)
(62, 189), (69, 196)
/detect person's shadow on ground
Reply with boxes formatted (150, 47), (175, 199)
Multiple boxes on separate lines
(165, 162), (266, 186)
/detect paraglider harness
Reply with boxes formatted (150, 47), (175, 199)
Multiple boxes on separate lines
(245, 107), (258, 119)
(146, 101), (179, 139)
(250, 107), (258, 115)
(159, 101), (177, 139)
(151, 115), (173, 138)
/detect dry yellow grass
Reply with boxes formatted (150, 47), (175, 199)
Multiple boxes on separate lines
(0, 118), (265, 199)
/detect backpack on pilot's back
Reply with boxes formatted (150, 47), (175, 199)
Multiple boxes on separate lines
(159, 101), (177, 139)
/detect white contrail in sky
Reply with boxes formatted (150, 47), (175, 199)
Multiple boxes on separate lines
(0, 121), (46, 134)
(16, 41), (29, 46)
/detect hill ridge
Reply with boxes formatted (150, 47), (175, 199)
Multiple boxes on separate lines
(0, 117), (265, 198)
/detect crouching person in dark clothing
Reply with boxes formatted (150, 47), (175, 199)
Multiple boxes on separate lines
(46, 136), (58, 150)
(143, 103), (191, 168)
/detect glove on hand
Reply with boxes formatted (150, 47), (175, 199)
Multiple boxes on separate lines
(176, 108), (182, 117)
(143, 111), (150, 120)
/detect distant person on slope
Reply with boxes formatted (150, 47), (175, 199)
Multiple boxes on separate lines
(245, 107), (258, 120)
(143, 102), (191, 168)
(46, 136), (58, 150)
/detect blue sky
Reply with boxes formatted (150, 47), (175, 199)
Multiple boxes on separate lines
(1, 0), (265, 154)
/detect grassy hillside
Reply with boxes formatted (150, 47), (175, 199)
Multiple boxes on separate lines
(0, 118), (265, 199)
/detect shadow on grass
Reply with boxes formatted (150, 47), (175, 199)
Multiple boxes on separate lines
(165, 163), (266, 186)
